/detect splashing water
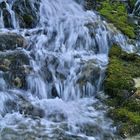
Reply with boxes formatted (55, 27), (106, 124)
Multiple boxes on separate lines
(0, 0), (136, 139)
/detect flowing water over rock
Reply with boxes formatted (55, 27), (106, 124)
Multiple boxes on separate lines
(0, 0), (138, 139)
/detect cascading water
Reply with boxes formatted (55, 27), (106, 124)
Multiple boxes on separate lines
(0, 0), (137, 139)
(133, 0), (140, 16)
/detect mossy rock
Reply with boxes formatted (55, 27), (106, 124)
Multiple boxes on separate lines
(105, 44), (140, 101)
(12, 0), (40, 28)
(104, 44), (140, 137)
(97, 0), (136, 38)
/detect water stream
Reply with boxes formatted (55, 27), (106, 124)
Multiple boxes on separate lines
(0, 0), (138, 139)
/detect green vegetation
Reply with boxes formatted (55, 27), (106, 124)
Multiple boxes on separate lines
(97, 0), (136, 38)
(105, 44), (140, 137)
(22, 14), (34, 27)
(105, 44), (140, 102)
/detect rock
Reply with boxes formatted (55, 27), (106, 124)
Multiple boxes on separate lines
(18, 97), (45, 118)
(0, 33), (27, 51)
(84, 0), (97, 10)
(5, 95), (45, 118)
(0, 1), (6, 9)
(0, 32), (29, 89)
(2, 8), (13, 28)
(51, 86), (59, 98)
(12, 0), (40, 28)
(77, 60), (101, 86)
(13, 77), (22, 88)
(133, 78), (140, 98)
(0, 1), (13, 28)
(0, 50), (31, 89)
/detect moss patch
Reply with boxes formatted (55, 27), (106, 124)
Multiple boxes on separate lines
(104, 44), (140, 137)
(97, 0), (136, 38)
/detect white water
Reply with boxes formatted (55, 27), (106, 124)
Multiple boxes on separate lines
(133, 0), (140, 16)
(0, 0), (137, 139)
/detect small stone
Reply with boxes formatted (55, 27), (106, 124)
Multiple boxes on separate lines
(13, 77), (22, 88)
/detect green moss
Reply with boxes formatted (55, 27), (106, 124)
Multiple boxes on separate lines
(104, 45), (140, 102)
(22, 14), (34, 28)
(112, 108), (140, 124)
(105, 44), (140, 136)
(105, 45), (140, 101)
(97, 0), (135, 38)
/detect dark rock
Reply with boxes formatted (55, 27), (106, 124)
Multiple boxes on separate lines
(84, 0), (97, 10)
(0, 1), (13, 28)
(0, 33), (27, 51)
(2, 9), (13, 28)
(12, 0), (40, 28)
(4, 95), (45, 118)
(0, 1), (6, 9)
(47, 111), (66, 122)
(77, 60), (100, 86)
(51, 86), (59, 98)
(18, 97), (45, 118)
(0, 50), (31, 89)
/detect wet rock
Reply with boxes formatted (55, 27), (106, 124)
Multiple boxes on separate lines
(51, 86), (59, 98)
(84, 0), (96, 10)
(77, 60), (100, 86)
(0, 1), (13, 28)
(5, 95), (45, 118)
(52, 129), (87, 140)
(0, 1), (6, 9)
(18, 97), (45, 118)
(79, 123), (102, 136)
(47, 111), (66, 122)
(0, 33), (27, 51)
(2, 8), (13, 28)
(12, 0), (40, 28)
(0, 50), (31, 89)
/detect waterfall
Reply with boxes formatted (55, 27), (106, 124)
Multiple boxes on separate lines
(133, 0), (140, 16)
(0, 0), (136, 139)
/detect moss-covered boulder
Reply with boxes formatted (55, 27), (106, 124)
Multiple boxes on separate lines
(104, 44), (140, 137)
(97, 0), (136, 39)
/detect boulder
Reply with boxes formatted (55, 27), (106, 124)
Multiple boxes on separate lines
(0, 50), (31, 89)
(12, 0), (40, 28)
(0, 33), (27, 51)
(5, 95), (45, 118)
